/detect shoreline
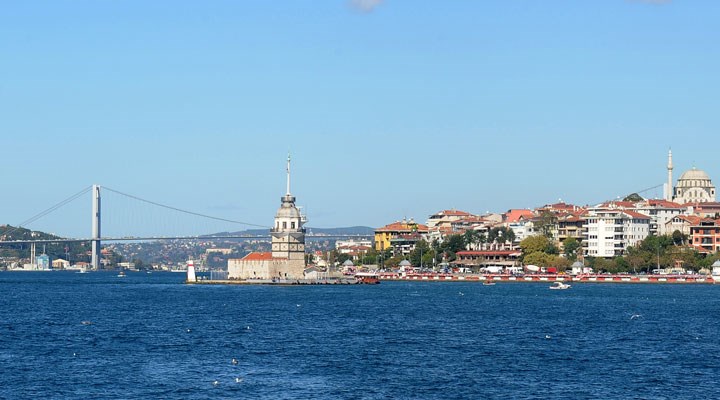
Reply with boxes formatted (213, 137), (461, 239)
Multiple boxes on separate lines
(189, 273), (720, 285)
(379, 273), (719, 284)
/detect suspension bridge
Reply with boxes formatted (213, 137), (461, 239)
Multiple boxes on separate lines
(0, 185), (371, 269)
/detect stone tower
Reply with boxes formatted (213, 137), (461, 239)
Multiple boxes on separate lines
(271, 154), (306, 260)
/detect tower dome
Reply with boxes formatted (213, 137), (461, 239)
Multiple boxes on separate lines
(275, 194), (302, 220)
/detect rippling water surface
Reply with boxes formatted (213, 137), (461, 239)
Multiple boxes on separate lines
(2, 271), (719, 399)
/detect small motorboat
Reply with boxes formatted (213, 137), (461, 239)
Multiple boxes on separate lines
(117, 270), (127, 278)
(482, 281), (496, 286)
(549, 281), (570, 290)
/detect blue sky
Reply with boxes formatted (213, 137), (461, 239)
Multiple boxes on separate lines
(1, 0), (718, 238)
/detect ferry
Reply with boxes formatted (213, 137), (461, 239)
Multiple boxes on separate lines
(355, 272), (380, 284)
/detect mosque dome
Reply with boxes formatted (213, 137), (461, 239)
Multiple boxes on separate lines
(678, 167), (711, 183)
(673, 166), (716, 203)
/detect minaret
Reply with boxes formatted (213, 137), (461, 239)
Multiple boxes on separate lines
(666, 149), (673, 201)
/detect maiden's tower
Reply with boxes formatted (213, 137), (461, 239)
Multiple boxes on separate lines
(227, 156), (307, 281)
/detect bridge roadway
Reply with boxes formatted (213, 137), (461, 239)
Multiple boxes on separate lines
(0, 234), (373, 245)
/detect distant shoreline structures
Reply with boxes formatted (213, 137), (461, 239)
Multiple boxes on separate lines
(379, 272), (719, 285)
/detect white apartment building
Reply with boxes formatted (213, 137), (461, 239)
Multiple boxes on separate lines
(633, 200), (686, 236)
(507, 219), (537, 244)
(335, 239), (372, 249)
(583, 209), (650, 258)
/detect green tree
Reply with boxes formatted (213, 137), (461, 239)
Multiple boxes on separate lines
(519, 235), (551, 256)
(476, 233), (487, 250)
(361, 249), (378, 265)
(499, 227), (516, 246)
(546, 255), (571, 271)
(442, 234), (466, 254)
(336, 253), (352, 265)
(563, 237), (580, 261)
(384, 255), (403, 269)
(534, 211), (558, 238)
(409, 240), (431, 267)
(463, 230), (479, 249)
(623, 193), (643, 202)
(613, 256), (630, 273)
(523, 252), (550, 268)
(487, 227), (515, 248)
(671, 230), (687, 246)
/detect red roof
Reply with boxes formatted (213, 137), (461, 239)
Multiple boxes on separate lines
(541, 202), (580, 211)
(242, 252), (273, 261)
(622, 210), (651, 220)
(376, 221), (429, 232)
(646, 199), (684, 208)
(505, 209), (535, 223)
(435, 209), (472, 217)
(666, 215), (700, 225)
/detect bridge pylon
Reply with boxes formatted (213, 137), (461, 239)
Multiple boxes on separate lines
(91, 185), (101, 270)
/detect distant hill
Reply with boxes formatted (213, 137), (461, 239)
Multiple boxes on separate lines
(205, 226), (374, 237)
(305, 226), (374, 236)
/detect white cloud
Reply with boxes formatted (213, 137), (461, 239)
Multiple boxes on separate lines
(349, 0), (384, 13)
(627, 0), (672, 4)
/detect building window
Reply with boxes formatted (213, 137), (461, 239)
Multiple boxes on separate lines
(283, 221), (287, 229)
(291, 222), (296, 229)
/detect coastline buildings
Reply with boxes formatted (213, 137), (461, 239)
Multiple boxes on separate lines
(689, 219), (720, 254)
(374, 219), (429, 255)
(582, 206), (650, 258)
(227, 156), (306, 280)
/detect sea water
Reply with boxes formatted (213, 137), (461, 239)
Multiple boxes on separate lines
(1, 271), (719, 399)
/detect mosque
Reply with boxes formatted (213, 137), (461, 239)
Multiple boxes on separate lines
(665, 150), (716, 204)
(227, 156), (307, 281)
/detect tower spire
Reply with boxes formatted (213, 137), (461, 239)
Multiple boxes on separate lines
(666, 148), (673, 201)
(286, 153), (291, 196)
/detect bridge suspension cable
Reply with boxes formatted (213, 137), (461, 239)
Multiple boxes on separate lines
(4, 185), (92, 237)
(634, 183), (664, 196)
(102, 186), (270, 229)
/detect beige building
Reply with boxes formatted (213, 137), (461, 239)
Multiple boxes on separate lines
(666, 150), (716, 203)
(228, 156), (306, 280)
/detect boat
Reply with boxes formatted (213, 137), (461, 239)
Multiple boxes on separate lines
(355, 272), (380, 284)
(549, 282), (570, 290)
(117, 270), (127, 278)
(482, 281), (496, 286)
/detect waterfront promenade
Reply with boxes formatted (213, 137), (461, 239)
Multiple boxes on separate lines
(380, 272), (718, 284)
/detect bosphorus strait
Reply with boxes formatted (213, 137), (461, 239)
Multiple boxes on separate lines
(2, 271), (719, 399)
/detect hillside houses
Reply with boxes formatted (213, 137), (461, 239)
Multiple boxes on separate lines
(374, 196), (720, 261)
